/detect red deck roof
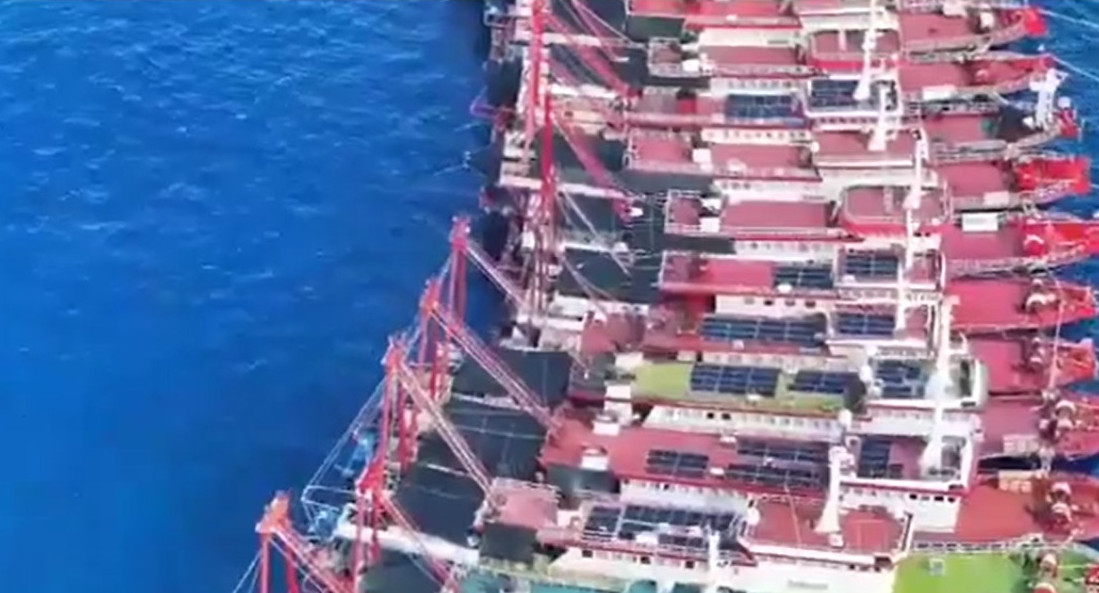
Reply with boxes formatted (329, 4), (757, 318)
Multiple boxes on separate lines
(665, 195), (836, 235)
(940, 222), (1025, 260)
(629, 0), (788, 19)
(706, 45), (802, 67)
(969, 337), (1097, 394)
(899, 12), (1004, 46)
(540, 407), (926, 490)
(629, 132), (814, 178)
(811, 30), (902, 56)
(930, 474), (1099, 544)
(660, 254), (783, 293)
(815, 131), (918, 162)
(721, 201), (833, 231)
(484, 479), (560, 531)
(950, 278), (1097, 334)
(902, 55), (1045, 91)
(975, 396), (1099, 461)
(747, 499), (908, 555)
(841, 186), (948, 225)
(543, 409), (808, 486)
(937, 161), (1011, 200)
(633, 90), (726, 119)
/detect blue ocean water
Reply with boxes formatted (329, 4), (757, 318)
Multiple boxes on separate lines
(0, 1), (485, 591)
(1, 1), (1099, 593)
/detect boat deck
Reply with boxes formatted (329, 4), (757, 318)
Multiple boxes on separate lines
(628, 0), (788, 19)
(543, 407), (938, 487)
(900, 58), (1043, 91)
(893, 550), (1093, 593)
(489, 480), (910, 556)
(949, 278), (1097, 332)
(937, 161), (1012, 199)
(748, 498), (908, 554)
(543, 408), (835, 488)
(666, 195), (835, 234)
(898, 12), (1005, 46)
(812, 29), (902, 55)
(704, 45), (802, 67)
(629, 360), (848, 413)
(629, 132), (814, 177)
(841, 186), (948, 224)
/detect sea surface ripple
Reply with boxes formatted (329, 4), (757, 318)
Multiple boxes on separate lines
(0, 1), (484, 591)
(1, 2), (1099, 593)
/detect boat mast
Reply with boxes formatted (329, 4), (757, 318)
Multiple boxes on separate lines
(815, 446), (851, 536)
(853, 0), (879, 104)
(919, 295), (954, 476)
(895, 130), (927, 331)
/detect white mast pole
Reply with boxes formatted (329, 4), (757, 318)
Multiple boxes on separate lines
(854, 0), (879, 103)
(919, 296), (953, 476)
(815, 446), (849, 535)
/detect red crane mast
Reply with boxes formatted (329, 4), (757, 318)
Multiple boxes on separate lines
(254, 493), (354, 593)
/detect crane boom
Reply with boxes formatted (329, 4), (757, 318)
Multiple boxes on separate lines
(256, 493), (354, 593)
(377, 494), (458, 587)
(450, 216), (526, 310)
(544, 11), (630, 97)
(420, 280), (557, 431)
(387, 337), (493, 492)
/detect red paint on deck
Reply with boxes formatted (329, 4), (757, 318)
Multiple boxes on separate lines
(749, 499), (907, 554)
(899, 57), (1047, 92)
(899, 13), (997, 45)
(812, 30), (902, 56)
(706, 46), (802, 67)
(950, 278), (1097, 334)
(970, 337), (1097, 394)
(629, 0), (787, 19)
(722, 201), (834, 232)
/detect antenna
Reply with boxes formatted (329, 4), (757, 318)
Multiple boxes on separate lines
(706, 527), (720, 574)
(853, 0), (880, 104)
(894, 253), (908, 333)
(919, 297), (954, 476)
(868, 82), (895, 152)
(902, 130), (929, 271)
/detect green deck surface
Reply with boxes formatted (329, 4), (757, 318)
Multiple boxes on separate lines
(895, 550), (1093, 593)
(633, 362), (692, 399)
(631, 362), (844, 414)
(894, 554), (1024, 593)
